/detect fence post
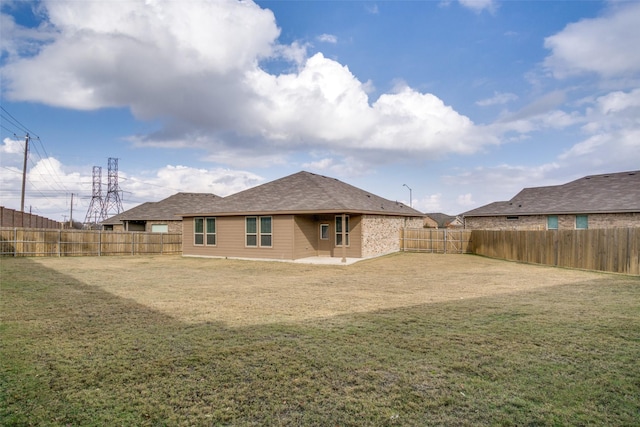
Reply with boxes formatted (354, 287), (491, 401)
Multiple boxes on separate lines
(13, 228), (17, 257)
(58, 229), (62, 257)
(444, 229), (447, 254)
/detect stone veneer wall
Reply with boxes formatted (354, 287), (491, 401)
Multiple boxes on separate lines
(361, 215), (423, 258)
(464, 212), (640, 230)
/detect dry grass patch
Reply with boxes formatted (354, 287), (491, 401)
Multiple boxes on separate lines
(2, 253), (638, 426)
(28, 252), (604, 326)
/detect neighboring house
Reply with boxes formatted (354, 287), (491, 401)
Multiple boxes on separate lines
(180, 171), (424, 261)
(462, 170), (640, 230)
(423, 216), (439, 228)
(102, 192), (219, 233)
(424, 213), (461, 229)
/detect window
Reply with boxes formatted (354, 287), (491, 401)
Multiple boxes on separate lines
(576, 215), (588, 230)
(547, 215), (558, 230)
(335, 215), (349, 246)
(194, 217), (204, 245)
(320, 224), (329, 240)
(246, 216), (272, 247)
(506, 216), (519, 221)
(206, 218), (216, 245)
(151, 224), (168, 233)
(260, 216), (272, 247)
(194, 217), (216, 245)
(246, 217), (257, 247)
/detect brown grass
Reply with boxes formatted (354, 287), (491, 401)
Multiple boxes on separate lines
(2, 252), (638, 426)
(31, 252), (604, 327)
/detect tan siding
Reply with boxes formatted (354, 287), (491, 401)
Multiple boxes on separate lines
(346, 215), (362, 258)
(293, 216), (318, 259)
(183, 215), (296, 260)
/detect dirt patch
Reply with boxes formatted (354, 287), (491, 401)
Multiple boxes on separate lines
(33, 252), (605, 327)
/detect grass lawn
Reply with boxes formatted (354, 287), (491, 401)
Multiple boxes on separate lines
(1, 253), (639, 426)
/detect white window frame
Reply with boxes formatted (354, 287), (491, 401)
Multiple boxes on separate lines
(320, 223), (329, 240)
(206, 217), (216, 246)
(260, 216), (273, 247)
(151, 224), (168, 233)
(246, 217), (258, 247)
(246, 216), (272, 248)
(335, 215), (350, 247)
(194, 217), (204, 246)
(195, 217), (216, 246)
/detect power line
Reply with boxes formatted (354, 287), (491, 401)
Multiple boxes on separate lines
(0, 106), (40, 138)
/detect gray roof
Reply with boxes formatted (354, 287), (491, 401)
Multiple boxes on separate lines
(103, 192), (219, 224)
(182, 171), (423, 217)
(462, 170), (640, 217)
(425, 212), (456, 228)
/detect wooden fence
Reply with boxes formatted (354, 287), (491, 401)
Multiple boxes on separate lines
(0, 206), (62, 229)
(401, 227), (639, 275)
(469, 228), (639, 275)
(0, 228), (182, 257)
(400, 229), (472, 254)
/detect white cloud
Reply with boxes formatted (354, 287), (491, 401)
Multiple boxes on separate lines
(416, 193), (442, 212)
(0, 137), (24, 155)
(544, 3), (640, 78)
(456, 193), (475, 207)
(476, 92), (518, 107)
(2, 0), (280, 112)
(458, 0), (496, 14)
(129, 166), (265, 199)
(0, 149), (266, 220)
(559, 88), (640, 169)
(1, 0), (500, 169)
(317, 34), (337, 44)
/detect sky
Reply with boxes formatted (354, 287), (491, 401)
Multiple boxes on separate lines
(1, 0), (639, 223)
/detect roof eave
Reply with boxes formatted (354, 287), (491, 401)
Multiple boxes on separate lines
(179, 209), (425, 218)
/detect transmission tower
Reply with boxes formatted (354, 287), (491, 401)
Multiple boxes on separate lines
(83, 166), (106, 228)
(102, 157), (124, 218)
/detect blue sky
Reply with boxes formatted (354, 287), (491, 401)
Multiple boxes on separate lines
(1, 0), (639, 222)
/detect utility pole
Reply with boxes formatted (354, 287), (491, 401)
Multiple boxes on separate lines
(20, 133), (29, 212)
(69, 193), (74, 229)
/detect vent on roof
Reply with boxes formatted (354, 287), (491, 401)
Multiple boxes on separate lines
(629, 173), (636, 176)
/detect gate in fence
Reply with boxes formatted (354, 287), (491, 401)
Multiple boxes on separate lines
(400, 228), (472, 254)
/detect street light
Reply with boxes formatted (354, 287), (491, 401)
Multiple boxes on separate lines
(403, 184), (412, 208)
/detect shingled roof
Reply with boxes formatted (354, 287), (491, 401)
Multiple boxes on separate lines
(103, 192), (219, 224)
(181, 171), (423, 217)
(462, 170), (640, 217)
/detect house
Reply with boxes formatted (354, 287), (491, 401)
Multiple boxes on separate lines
(424, 212), (462, 229)
(102, 192), (219, 232)
(462, 170), (640, 230)
(180, 171), (424, 261)
(423, 216), (439, 228)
